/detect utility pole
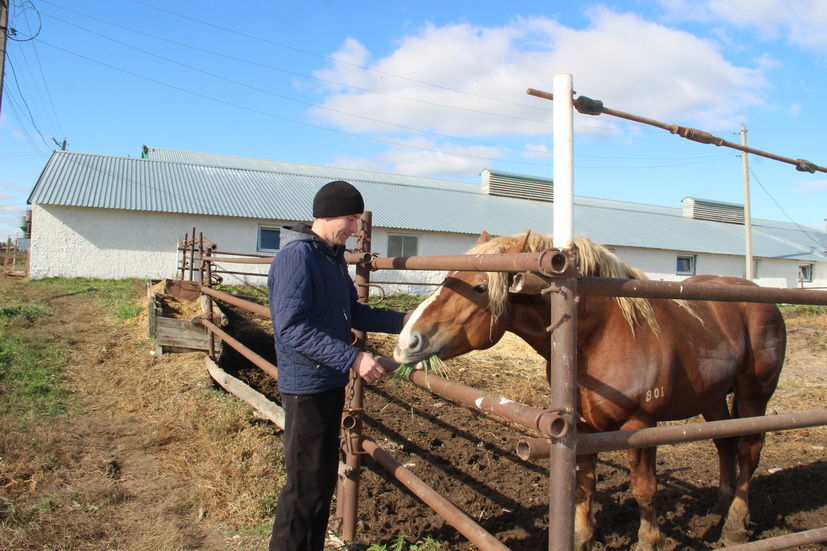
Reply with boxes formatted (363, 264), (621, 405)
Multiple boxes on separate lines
(742, 124), (754, 280)
(0, 0), (9, 115)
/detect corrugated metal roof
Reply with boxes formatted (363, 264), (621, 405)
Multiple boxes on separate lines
(141, 146), (479, 193)
(28, 149), (827, 262)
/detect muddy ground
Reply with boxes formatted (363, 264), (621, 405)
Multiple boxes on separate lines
(222, 300), (827, 550)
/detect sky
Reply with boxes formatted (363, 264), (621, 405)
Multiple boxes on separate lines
(2, 0), (827, 241)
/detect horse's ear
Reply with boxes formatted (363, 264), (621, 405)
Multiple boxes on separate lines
(507, 230), (531, 253)
(476, 231), (492, 245)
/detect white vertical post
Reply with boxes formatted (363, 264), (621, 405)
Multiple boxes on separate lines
(552, 74), (574, 248)
(549, 72), (578, 551)
(741, 125), (754, 280)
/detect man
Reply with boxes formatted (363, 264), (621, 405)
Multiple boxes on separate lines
(267, 180), (407, 551)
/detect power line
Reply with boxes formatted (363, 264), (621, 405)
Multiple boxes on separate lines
(5, 51), (52, 150)
(748, 166), (827, 253)
(6, 0), (40, 42)
(38, 5), (552, 126)
(29, 38), (65, 138)
(36, 39), (553, 168)
(3, 90), (51, 155)
(127, 0), (551, 115)
(9, 32), (60, 138)
(36, 6), (743, 169)
(577, 153), (737, 170)
(38, 11), (550, 156)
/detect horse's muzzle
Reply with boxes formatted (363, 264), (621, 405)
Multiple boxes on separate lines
(393, 331), (431, 364)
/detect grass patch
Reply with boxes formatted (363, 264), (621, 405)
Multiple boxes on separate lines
(0, 296), (67, 418)
(0, 333), (68, 418)
(0, 302), (50, 321)
(214, 283), (268, 301)
(371, 294), (427, 312)
(779, 304), (826, 316)
(115, 303), (142, 319)
(32, 277), (146, 319)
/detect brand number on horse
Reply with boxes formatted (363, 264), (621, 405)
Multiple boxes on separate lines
(645, 386), (665, 402)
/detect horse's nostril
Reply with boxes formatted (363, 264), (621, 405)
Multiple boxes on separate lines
(409, 333), (420, 351)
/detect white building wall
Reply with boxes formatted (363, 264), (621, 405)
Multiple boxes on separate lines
(367, 229), (480, 296)
(27, 205), (477, 292)
(29, 205), (827, 294)
(29, 205), (291, 281)
(613, 246), (826, 288)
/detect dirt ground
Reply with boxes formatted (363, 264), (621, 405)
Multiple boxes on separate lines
(223, 297), (827, 550)
(1, 277), (825, 550)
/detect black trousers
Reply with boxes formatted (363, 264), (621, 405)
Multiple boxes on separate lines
(269, 388), (345, 551)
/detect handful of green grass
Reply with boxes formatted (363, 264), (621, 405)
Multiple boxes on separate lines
(392, 354), (450, 379)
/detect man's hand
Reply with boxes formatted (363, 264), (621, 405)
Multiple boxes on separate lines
(352, 351), (385, 385)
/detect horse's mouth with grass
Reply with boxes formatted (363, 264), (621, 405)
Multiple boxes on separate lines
(393, 308), (454, 378)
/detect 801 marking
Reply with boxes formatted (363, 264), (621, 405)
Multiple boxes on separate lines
(645, 386), (665, 402)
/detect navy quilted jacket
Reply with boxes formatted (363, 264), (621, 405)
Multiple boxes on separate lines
(268, 225), (406, 394)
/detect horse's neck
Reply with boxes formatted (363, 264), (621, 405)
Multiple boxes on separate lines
(506, 297), (552, 358)
(506, 295), (617, 358)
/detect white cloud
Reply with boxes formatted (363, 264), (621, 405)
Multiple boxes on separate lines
(312, 8), (765, 142)
(330, 140), (500, 178)
(523, 143), (551, 160)
(794, 180), (827, 194)
(328, 155), (387, 173)
(379, 138), (501, 177)
(661, 0), (827, 52)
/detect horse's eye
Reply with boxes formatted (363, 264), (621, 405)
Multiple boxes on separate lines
(473, 283), (488, 294)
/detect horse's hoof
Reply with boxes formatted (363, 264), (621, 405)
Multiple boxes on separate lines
(719, 527), (750, 547)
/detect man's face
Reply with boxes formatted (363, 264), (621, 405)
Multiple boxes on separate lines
(314, 213), (362, 246)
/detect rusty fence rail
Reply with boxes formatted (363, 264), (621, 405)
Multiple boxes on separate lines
(517, 409), (827, 460)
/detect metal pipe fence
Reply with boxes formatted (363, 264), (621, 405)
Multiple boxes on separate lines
(190, 217), (827, 550)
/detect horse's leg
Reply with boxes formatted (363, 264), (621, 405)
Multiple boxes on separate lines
(702, 398), (737, 513)
(574, 453), (596, 551)
(720, 321), (784, 546)
(625, 421), (661, 551)
(720, 395), (769, 545)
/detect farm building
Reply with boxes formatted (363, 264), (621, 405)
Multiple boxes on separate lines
(25, 146), (827, 292)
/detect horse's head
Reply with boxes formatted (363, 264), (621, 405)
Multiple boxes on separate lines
(393, 231), (531, 364)
(393, 231), (661, 365)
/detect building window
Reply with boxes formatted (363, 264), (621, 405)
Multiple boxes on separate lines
(388, 234), (419, 257)
(799, 264), (814, 283)
(258, 227), (281, 252)
(676, 255), (696, 276)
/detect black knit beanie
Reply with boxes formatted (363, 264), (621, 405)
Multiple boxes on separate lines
(312, 180), (365, 218)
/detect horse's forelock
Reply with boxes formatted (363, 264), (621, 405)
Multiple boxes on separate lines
(468, 232), (553, 321)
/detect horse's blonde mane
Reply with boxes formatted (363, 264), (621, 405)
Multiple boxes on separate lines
(469, 232), (665, 334)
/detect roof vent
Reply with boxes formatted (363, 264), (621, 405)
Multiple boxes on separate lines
(682, 197), (744, 224)
(481, 169), (553, 202)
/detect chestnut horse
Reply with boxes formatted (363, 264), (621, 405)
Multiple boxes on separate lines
(394, 231), (786, 551)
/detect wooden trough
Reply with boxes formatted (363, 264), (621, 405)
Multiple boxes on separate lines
(147, 279), (227, 355)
